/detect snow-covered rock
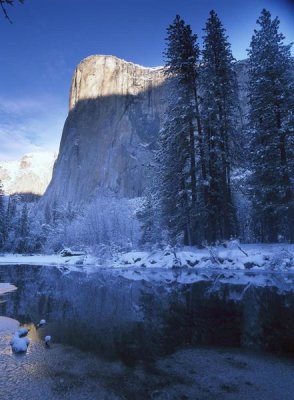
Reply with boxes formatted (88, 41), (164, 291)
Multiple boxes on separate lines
(17, 327), (29, 337)
(60, 248), (86, 257)
(37, 319), (46, 328)
(10, 335), (30, 353)
(0, 152), (56, 195)
(38, 55), (293, 213)
(9, 325), (30, 353)
(0, 243), (293, 293)
(44, 335), (52, 347)
(113, 244), (294, 273)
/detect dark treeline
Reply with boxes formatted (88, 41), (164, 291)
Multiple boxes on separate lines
(0, 184), (43, 253)
(0, 183), (77, 254)
(140, 9), (294, 246)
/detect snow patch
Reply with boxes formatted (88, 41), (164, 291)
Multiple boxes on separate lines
(0, 282), (17, 295)
(0, 244), (293, 287)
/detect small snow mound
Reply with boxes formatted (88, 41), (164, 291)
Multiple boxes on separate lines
(17, 327), (29, 337)
(10, 334), (30, 353)
(112, 244), (294, 273)
(60, 248), (86, 257)
(44, 335), (52, 347)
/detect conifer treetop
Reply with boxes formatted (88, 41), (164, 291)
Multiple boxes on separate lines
(163, 14), (199, 79)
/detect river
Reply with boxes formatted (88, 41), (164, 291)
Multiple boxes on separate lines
(0, 264), (293, 399)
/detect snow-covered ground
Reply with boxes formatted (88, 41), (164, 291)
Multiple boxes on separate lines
(0, 243), (293, 271)
(0, 316), (19, 334)
(113, 243), (294, 271)
(0, 253), (96, 270)
(0, 243), (293, 287)
(1, 330), (293, 400)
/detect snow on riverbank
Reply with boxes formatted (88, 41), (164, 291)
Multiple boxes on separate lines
(113, 243), (294, 271)
(0, 253), (97, 270)
(0, 317), (19, 334)
(0, 244), (293, 286)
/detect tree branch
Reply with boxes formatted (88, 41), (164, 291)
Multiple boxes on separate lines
(0, 1), (13, 24)
(0, 0), (24, 24)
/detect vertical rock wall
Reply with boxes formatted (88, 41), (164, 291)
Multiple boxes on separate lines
(42, 55), (169, 207)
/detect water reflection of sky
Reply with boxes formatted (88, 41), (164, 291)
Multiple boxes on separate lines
(0, 284), (18, 334)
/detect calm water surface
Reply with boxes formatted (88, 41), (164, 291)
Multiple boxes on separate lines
(0, 264), (293, 400)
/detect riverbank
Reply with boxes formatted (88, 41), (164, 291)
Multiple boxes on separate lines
(0, 326), (293, 400)
(0, 243), (293, 278)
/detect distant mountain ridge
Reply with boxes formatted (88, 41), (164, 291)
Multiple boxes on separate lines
(0, 152), (56, 195)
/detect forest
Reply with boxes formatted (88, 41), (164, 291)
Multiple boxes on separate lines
(0, 9), (293, 254)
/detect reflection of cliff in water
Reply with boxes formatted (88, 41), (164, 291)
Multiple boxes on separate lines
(0, 264), (293, 364)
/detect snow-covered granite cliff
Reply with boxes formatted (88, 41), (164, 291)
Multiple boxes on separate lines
(0, 152), (56, 195)
(42, 55), (169, 207)
(42, 55), (279, 210)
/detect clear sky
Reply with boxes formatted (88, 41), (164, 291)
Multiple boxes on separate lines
(0, 0), (293, 160)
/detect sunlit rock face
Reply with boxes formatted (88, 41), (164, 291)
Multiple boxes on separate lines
(42, 55), (168, 207)
(0, 152), (56, 195)
(41, 55), (267, 208)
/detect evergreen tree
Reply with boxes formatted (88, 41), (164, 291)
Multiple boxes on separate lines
(44, 203), (51, 224)
(19, 203), (29, 237)
(5, 195), (18, 251)
(0, 0), (24, 23)
(16, 203), (30, 253)
(247, 9), (294, 242)
(158, 90), (193, 244)
(0, 181), (6, 249)
(159, 15), (201, 245)
(6, 195), (17, 222)
(137, 190), (161, 247)
(201, 10), (239, 243)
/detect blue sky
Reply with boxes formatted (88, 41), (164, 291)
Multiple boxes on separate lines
(0, 0), (293, 160)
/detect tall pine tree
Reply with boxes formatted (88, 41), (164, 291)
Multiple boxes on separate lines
(158, 90), (193, 244)
(247, 9), (294, 242)
(0, 181), (6, 250)
(201, 10), (239, 243)
(158, 15), (201, 245)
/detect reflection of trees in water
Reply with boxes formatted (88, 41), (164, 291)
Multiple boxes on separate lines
(137, 282), (243, 358)
(138, 281), (294, 357)
(258, 289), (294, 354)
(163, 284), (243, 351)
(0, 264), (293, 362)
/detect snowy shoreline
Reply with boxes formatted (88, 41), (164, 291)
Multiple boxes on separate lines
(0, 243), (293, 270)
(0, 244), (293, 287)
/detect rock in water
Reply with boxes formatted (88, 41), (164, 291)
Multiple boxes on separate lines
(44, 335), (52, 347)
(10, 335), (30, 353)
(41, 55), (169, 208)
(36, 319), (46, 328)
(17, 327), (29, 337)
